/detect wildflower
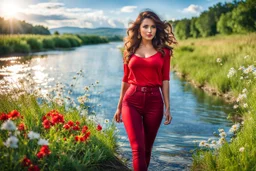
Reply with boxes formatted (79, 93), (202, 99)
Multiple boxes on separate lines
(22, 157), (32, 167)
(236, 93), (247, 102)
(38, 138), (49, 146)
(229, 123), (240, 133)
(239, 147), (245, 152)
(4, 136), (19, 148)
(72, 125), (80, 131)
(216, 58), (222, 63)
(211, 140), (217, 145)
(18, 123), (25, 131)
(1, 119), (16, 131)
(80, 110), (88, 116)
(218, 128), (224, 133)
(67, 120), (74, 126)
(104, 119), (109, 123)
(217, 137), (225, 145)
(233, 104), (239, 109)
(242, 88), (247, 93)
(28, 131), (40, 140)
(82, 125), (89, 134)
(97, 124), (102, 131)
(0, 113), (9, 121)
(36, 145), (51, 158)
(227, 67), (236, 78)
(243, 103), (248, 108)
(84, 86), (89, 91)
(77, 95), (87, 104)
(63, 124), (70, 130)
(199, 140), (207, 147)
(244, 55), (249, 59)
(219, 132), (226, 137)
(28, 165), (40, 171)
(44, 119), (52, 129)
(8, 110), (21, 120)
(75, 135), (89, 142)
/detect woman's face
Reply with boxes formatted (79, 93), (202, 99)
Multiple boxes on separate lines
(139, 18), (157, 41)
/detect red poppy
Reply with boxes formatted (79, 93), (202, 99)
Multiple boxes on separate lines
(28, 165), (40, 171)
(22, 157), (32, 167)
(8, 110), (20, 120)
(97, 124), (102, 131)
(42, 119), (51, 129)
(82, 125), (88, 134)
(72, 125), (80, 131)
(0, 113), (9, 121)
(36, 145), (51, 158)
(18, 123), (25, 131)
(63, 124), (70, 130)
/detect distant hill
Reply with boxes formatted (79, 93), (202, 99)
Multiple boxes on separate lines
(49, 27), (127, 37)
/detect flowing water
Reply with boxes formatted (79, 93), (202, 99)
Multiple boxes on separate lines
(0, 42), (234, 171)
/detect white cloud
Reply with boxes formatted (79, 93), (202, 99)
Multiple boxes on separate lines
(15, 2), (126, 28)
(120, 6), (137, 13)
(182, 4), (203, 14)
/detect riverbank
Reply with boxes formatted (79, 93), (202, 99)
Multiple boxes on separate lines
(172, 33), (256, 170)
(0, 34), (109, 57)
(0, 71), (130, 171)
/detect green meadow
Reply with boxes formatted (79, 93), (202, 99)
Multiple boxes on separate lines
(172, 33), (256, 170)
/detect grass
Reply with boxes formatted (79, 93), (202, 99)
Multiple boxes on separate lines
(0, 34), (109, 56)
(0, 70), (130, 171)
(172, 33), (256, 170)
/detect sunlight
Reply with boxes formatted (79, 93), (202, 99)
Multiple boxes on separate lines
(1, 2), (20, 18)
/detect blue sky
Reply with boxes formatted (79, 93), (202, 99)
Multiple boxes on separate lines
(0, 0), (233, 29)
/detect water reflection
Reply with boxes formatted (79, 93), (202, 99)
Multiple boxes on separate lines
(0, 42), (234, 171)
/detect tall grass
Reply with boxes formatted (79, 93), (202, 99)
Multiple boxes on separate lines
(0, 34), (109, 56)
(173, 33), (256, 170)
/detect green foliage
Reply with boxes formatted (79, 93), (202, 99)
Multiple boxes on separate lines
(0, 34), (109, 56)
(217, 12), (233, 35)
(0, 17), (50, 35)
(173, 0), (255, 39)
(24, 37), (43, 51)
(42, 38), (55, 49)
(174, 19), (191, 40)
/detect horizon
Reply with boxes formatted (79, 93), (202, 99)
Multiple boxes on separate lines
(0, 0), (233, 29)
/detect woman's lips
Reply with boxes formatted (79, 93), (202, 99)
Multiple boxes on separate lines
(147, 34), (152, 37)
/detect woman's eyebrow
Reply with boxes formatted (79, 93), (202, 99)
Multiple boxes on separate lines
(143, 24), (156, 26)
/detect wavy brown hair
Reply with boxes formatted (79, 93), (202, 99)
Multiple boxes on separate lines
(123, 9), (177, 64)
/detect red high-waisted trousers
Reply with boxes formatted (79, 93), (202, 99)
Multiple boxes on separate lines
(122, 84), (164, 171)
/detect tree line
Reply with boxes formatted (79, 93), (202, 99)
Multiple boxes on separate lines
(0, 17), (50, 35)
(171, 0), (256, 40)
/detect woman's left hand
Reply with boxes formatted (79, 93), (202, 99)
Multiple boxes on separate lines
(164, 108), (172, 125)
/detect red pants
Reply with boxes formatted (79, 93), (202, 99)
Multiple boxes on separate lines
(122, 84), (164, 171)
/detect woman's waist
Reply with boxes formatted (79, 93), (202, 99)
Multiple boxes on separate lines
(129, 84), (161, 93)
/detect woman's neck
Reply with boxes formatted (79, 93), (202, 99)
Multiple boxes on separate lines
(140, 39), (153, 48)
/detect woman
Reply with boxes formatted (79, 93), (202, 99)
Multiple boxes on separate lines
(113, 9), (177, 171)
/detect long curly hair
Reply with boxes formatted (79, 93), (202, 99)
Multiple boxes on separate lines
(123, 9), (177, 64)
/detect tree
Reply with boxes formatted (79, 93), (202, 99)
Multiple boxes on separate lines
(190, 17), (200, 38)
(174, 19), (191, 40)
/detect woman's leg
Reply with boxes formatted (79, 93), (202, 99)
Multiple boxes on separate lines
(122, 104), (147, 171)
(143, 91), (164, 168)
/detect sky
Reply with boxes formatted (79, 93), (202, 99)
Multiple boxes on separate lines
(0, 0), (233, 29)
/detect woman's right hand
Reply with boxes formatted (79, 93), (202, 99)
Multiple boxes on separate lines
(113, 108), (122, 123)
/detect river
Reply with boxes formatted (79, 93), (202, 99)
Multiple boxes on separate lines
(0, 42), (234, 171)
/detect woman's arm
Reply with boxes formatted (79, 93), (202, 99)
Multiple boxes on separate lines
(161, 80), (170, 111)
(114, 82), (130, 123)
(116, 82), (130, 110)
